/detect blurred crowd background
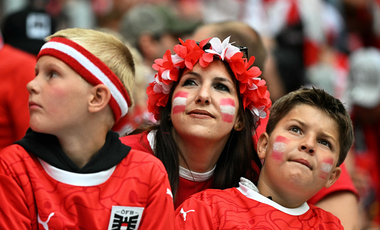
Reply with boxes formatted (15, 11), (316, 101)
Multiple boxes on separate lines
(1, 0), (380, 229)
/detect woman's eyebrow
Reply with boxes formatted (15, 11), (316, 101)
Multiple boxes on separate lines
(183, 71), (200, 78)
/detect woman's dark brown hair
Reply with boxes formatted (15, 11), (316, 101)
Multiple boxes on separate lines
(130, 43), (262, 199)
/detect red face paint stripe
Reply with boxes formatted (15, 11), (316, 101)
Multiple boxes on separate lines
(174, 91), (189, 98)
(220, 98), (235, 106)
(173, 105), (186, 114)
(272, 136), (289, 161)
(172, 91), (188, 114)
(319, 158), (334, 179)
(222, 114), (234, 123)
(220, 98), (235, 123)
(275, 135), (290, 143)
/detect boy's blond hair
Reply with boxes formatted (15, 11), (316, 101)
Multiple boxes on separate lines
(46, 28), (135, 106)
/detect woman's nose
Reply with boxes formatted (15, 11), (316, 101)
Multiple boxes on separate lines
(195, 85), (211, 105)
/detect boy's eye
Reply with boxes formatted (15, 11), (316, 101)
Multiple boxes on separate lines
(214, 83), (230, 92)
(290, 126), (301, 134)
(49, 72), (59, 78)
(319, 140), (331, 148)
(182, 79), (197, 86)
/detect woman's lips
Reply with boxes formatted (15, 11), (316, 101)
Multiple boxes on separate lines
(188, 109), (215, 118)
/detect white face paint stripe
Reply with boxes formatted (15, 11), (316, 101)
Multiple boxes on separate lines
(173, 97), (187, 107)
(321, 162), (333, 173)
(220, 104), (235, 115)
(273, 142), (287, 152)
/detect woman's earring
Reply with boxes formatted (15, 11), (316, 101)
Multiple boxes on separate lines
(234, 120), (244, 131)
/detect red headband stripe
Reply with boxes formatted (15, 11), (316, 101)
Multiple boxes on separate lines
(38, 37), (130, 121)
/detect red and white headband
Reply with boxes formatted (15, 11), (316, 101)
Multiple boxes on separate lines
(38, 37), (131, 122)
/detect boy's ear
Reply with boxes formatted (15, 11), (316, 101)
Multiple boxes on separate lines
(88, 84), (111, 114)
(257, 132), (269, 160)
(324, 166), (341, 188)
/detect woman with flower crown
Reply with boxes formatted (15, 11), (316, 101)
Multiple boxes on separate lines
(120, 36), (271, 208)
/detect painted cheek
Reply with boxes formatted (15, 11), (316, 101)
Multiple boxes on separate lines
(272, 136), (290, 161)
(172, 91), (189, 114)
(220, 98), (235, 123)
(319, 158), (334, 179)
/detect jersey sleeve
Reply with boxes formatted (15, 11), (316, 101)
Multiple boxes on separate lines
(0, 148), (32, 229)
(175, 193), (214, 230)
(308, 163), (359, 205)
(138, 155), (175, 230)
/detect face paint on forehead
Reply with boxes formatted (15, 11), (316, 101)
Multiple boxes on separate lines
(319, 158), (334, 179)
(272, 136), (290, 161)
(220, 98), (235, 123)
(172, 91), (189, 114)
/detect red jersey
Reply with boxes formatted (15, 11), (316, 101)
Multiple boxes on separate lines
(121, 131), (214, 209)
(0, 144), (175, 230)
(120, 131), (358, 207)
(175, 179), (344, 230)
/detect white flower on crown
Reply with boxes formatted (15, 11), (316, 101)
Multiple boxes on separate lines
(161, 70), (171, 81)
(172, 54), (184, 65)
(248, 82), (258, 91)
(205, 36), (240, 60)
(250, 105), (267, 120)
(153, 75), (173, 94)
(160, 54), (183, 81)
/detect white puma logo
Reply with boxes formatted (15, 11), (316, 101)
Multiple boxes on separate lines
(37, 212), (54, 230)
(166, 188), (173, 198)
(180, 208), (195, 221)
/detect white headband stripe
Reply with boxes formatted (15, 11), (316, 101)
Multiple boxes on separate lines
(40, 41), (129, 117)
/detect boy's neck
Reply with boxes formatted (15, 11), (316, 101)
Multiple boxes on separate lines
(56, 128), (108, 169)
(257, 175), (307, 209)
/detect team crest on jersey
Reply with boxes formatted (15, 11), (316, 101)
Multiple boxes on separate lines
(108, 206), (144, 230)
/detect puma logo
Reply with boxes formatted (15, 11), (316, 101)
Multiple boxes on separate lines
(38, 212), (54, 230)
(180, 208), (195, 221)
(166, 188), (173, 198)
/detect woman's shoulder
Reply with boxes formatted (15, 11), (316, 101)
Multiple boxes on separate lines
(120, 131), (154, 154)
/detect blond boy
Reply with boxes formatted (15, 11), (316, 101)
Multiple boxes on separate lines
(0, 28), (174, 229)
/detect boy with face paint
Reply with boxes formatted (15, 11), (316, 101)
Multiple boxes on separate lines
(192, 21), (359, 229)
(175, 87), (354, 229)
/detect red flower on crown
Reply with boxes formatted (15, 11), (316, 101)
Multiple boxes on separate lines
(147, 36), (272, 123)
